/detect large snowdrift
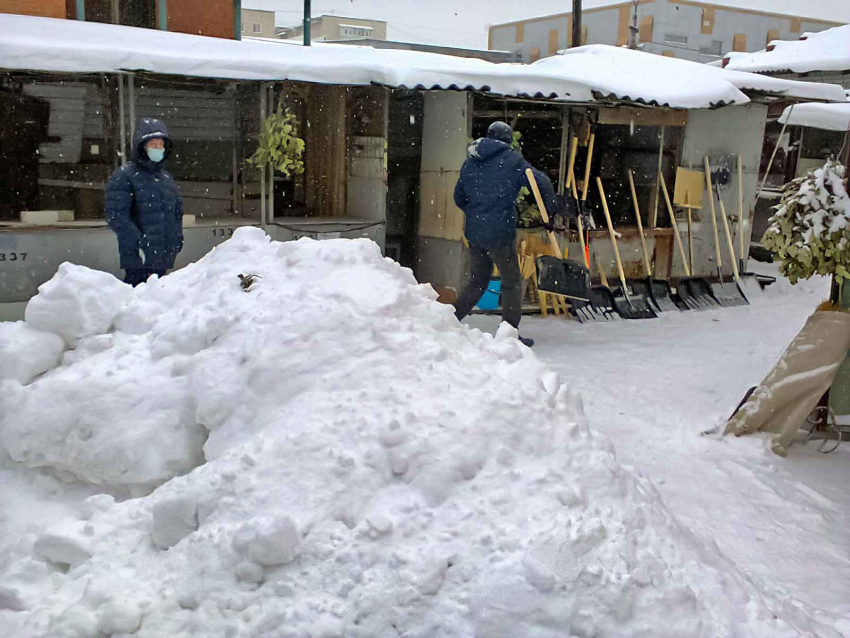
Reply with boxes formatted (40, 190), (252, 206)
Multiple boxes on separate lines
(0, 230), (813, 637)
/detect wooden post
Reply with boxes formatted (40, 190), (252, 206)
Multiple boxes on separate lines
(557, 111), (569, 195)
(651, 125), (664, 227)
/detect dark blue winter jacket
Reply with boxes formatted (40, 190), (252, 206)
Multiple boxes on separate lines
(105, 118), (183, 271)
(453, 138), (557, 249)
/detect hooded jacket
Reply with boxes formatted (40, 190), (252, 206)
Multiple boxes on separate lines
(105, 118), (183, 272)
(453, 138), (557, 249)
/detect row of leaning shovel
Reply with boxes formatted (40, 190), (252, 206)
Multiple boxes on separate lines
(529, 155), (752, 323)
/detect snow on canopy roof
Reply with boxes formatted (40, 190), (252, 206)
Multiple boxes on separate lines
(722, 24), (850, 74)
(0, 14), (593, 100)
(532, 45), (845, 109)
(0, 14), (844, 109)
(779, 102), (850, 132)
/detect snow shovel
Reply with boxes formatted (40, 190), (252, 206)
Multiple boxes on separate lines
(526, 169), (590, 304)
(705, 158), (748, 307)
(718, 196), (749, 305)
(660, 171), (718, 310)
(597, 178), (657, 319)
(627, 170), (679, 312)
(565, 168), (620, 323)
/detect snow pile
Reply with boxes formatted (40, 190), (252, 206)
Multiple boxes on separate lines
(0, 229), (810, 637)
(723, 23), (850, 74)
(763, 159), (850, 283)
(0, 321), (64, 385)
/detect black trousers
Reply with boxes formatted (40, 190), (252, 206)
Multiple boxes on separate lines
(124, 269), (166, 287)
(453, 243), (522, 329)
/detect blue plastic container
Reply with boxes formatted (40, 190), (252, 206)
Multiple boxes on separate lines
(476, 279), (502, 310)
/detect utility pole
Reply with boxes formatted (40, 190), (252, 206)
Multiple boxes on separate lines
(629, 0), (640, 49)
(303, 0), (311, 46)
(571, 0), (582, 47)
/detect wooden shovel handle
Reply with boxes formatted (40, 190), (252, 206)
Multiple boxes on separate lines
(570, 171), (589, 268)
(659, 170), (691, 277)
(628, 170), (652, 277)
(704, 156), (723, 270)
(718, 199), (742, 283)
(525, 168), (561, 257)
(597, 177), (628, 289)
(581, 133), (595, 202)
(564, 136), (578, 191)
(737, 154), (745, 264)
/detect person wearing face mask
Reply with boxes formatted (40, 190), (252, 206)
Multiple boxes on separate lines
(105, 117), (184, 287)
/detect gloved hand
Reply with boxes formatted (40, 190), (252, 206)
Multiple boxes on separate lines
(542, 218), (555, 233)
(138, 235), (148, 265)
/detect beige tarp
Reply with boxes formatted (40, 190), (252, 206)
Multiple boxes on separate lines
(724, 309), (850, 456)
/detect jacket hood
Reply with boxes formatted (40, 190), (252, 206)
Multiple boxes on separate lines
(132, 117), (173, 165)
(468, 137), (511, 162)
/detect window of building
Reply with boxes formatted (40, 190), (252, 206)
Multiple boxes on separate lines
(699, 40), (722, 56)
(664, 33), (688, 45)
(340, 26), (372, 38)
(253, 24), (262, 34)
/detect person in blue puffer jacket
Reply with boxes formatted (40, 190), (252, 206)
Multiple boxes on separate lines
(105, 118), (184, 287)
(452, 121), (557, 347)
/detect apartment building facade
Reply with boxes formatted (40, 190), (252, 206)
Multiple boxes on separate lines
(489, 0), (843, 63)
(278, 15), (387, 42)
(241, 8), (275, 38)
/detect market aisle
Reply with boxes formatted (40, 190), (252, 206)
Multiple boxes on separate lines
(467, 272), (850, 634)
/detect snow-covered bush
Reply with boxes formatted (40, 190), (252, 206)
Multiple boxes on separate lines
(762, 159), (850, 283)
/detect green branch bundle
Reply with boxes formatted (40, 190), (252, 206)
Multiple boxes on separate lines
(762, 159), (850, 284)
(249, 104), (305, 179)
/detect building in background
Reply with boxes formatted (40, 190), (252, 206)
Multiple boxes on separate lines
(241, 8), (275, 38)
(332, 39), (516, 63)
(277, 15), (387, 42)
(489, 0), (843, 63)
(0, 0), (240, 39)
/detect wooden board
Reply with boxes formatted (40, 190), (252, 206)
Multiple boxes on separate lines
(598, 108), (687, 128)
(673, 167), (705, 209)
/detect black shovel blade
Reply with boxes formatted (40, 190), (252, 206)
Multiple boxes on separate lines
(631, 278), (680, 312)
(612, 285), (658, 319)
(711, 279), (749, 307)
(677, 277), (720, 310)
(536, 255), (590, 301)
(570, 285), (622, 322)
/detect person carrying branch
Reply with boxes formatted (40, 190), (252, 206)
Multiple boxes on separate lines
(452, 121), (557, 347)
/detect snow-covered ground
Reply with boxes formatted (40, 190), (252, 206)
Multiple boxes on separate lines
(1, 231), (848, 637)
(470, 267), (850, 635)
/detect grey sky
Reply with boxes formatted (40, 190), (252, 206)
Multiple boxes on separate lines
(243, 0), (850, 49)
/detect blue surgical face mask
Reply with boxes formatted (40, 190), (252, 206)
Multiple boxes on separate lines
(146, 147), (165, 163)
